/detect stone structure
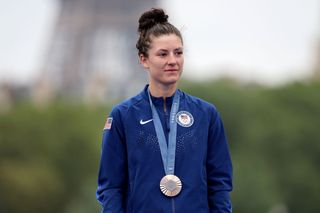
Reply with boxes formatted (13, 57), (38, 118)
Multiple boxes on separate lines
(37, 0), (158, 102)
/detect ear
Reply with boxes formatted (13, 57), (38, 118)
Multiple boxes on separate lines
(139, 54), (149, 69)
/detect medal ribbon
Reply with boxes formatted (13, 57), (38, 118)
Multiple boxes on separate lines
(148, 88), (180, 175)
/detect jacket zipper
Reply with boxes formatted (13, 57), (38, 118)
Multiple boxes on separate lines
(172, 198), (175, 213)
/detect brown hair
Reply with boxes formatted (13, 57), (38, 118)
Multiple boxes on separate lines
(136, 8), (183, 57)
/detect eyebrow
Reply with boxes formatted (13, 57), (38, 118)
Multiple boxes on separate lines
(157, 47), (183, 52)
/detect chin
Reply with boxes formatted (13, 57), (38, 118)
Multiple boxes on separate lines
(163, 78), (180, 85)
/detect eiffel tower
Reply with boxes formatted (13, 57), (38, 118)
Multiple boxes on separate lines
(36, 0), (158, 102)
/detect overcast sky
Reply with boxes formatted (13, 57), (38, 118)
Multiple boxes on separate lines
(0, 0), (319, 85)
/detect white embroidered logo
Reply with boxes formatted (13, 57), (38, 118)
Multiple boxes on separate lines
(140, 119), (153, 125)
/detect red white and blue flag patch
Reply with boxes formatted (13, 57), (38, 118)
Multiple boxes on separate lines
(104, 117), (113, 130)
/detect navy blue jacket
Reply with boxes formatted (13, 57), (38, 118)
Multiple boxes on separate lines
(97, 85), (233, 213)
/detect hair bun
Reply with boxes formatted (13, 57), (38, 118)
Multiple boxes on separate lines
(138, 8), (168, 33)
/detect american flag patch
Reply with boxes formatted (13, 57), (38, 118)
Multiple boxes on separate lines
(103, 117), (113, 130)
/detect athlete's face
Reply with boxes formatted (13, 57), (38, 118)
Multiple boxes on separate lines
(140, 34), (184, 87)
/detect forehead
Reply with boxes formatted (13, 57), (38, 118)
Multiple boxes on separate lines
(149, 34), (183, 51)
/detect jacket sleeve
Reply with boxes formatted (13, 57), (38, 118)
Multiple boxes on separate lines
(207, 108), (233, 213)
(96, 108), (127, 213)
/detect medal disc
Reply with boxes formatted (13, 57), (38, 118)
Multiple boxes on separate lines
(160, 175), (182, 197)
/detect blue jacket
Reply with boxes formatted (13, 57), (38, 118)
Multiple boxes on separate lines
(97, 85), (233, 213)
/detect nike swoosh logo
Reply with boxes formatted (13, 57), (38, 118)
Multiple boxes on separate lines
(140, 119), (153, 125)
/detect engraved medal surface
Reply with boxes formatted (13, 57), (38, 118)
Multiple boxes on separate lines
(160, 174), (182, 197)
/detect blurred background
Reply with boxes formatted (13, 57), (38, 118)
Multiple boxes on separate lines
(0, 0), (320, 212)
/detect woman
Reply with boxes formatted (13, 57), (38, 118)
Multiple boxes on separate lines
(97, 8), (233, 213)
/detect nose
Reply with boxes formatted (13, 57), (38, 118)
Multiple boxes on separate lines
(167, 53), (177, 66)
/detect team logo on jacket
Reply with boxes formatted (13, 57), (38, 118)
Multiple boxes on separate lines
(176, 111), (194, 127)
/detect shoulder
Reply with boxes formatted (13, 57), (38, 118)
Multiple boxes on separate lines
(180, 90), (222, 125)
(181, 90), (218, 113)
(180, 91), (226, 129)
(110, 92), (145, 118)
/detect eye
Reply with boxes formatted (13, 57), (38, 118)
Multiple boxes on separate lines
(158, 52), (167, 57)
(175, 51), (183, 56)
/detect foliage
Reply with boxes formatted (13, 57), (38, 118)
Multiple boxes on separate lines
(1, 80), (320, 212)
(180, 79), (320, 213)
(0, 102), (110, 213)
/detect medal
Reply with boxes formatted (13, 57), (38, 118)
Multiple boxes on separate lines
(160, 175), (182, 197)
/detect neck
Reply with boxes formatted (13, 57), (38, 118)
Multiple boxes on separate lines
(149, 83), (177, 98)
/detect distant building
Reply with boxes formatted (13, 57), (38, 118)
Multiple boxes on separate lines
(36, 0), (158, 102)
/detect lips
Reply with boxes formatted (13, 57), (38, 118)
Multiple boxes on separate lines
(165, 69), (178, 72)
